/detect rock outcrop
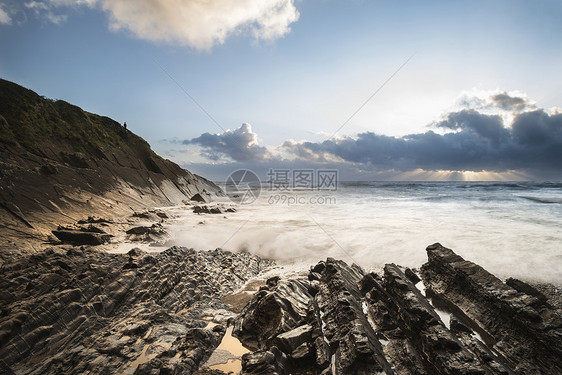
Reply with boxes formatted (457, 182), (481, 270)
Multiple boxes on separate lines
(1, 239), (561, 374)
(0, 246), (273, 374)
(231, 245), (562, 375)
(421, 243), (562, 374)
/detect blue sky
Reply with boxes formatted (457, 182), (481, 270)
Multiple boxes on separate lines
(1, 0), (561, 180)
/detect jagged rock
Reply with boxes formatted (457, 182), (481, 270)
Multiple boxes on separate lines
(233, 279), (311, 351)
(77, 216), (112, 224)
(51, 230), (111, 245)
(0, 247), (273, 375)
(421, 243), (562, 374)
(241, 347), (288, 375)
(274, 324), (312, 355)
(193, 205), (237, 215)
(234, 247), (561, 375)
(126, 223), (166, 242)
(505, 277), (548, 304)
(191, 193), (207, 203)
(405, 267), (421, 284)
(312, 258), (393, 375)
(383, 263), (489, 374)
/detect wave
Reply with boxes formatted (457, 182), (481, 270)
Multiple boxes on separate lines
(340, 181), (562, 190)
(518, 196), (562, 204)
(341, 181), (450, 189)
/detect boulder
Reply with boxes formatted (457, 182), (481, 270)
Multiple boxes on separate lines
(125, 223), (166, 242)
(241, 347), (288, 375)
(51, 230), (111, 245)
(273, 324), (312, 355)
(233, 280), (311, 350)
(191, 193), (207, 203)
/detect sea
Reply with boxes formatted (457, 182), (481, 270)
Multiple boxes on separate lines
(116, 181), (562, 285)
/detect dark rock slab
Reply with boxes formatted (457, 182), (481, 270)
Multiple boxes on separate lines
(51, 230), (111, 245)
(77, 216), (112, 224)
(312, 258), (393, 375)
(191, 193), (208, 203)
(505, 277), (548, 304)
(382, 264), (492, 375)
(241, 347), (288, 375)
(273, 324), (312, 354)
(126, 223), (166, 242)
(421, 243), (562, 375)
(233, 279), (311, 350)
(193, 205), (236, 214)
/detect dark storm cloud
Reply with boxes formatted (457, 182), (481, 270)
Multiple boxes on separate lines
(183, 123), (270, 162)
(457, 91), (534, 112)
(180, 108), (561, 177)
(284, 109), (562, 172)
(490, 92), (532, 111)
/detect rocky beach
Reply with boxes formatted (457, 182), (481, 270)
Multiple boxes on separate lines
(1, 80), (562, 374)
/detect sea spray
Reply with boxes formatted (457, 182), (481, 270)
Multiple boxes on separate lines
(111, 181), (562, 284)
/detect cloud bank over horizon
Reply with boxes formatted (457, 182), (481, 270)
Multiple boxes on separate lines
(11, 0), (299, 49)
(171, 91), (562, 181)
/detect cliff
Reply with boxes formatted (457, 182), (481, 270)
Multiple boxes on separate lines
(0, 79), (220, 255)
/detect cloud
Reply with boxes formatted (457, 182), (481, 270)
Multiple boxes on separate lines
(283, 109), (562, 173)
(183, 123), (271, 162)
(0, 4), (11, 25)
(456, 90), (535, 113)
(490, 92), (533, 111)
(170, 91), (561, 180)
(435, 109), (509, 146)
(24, 0), (68, 24)
(18, 0), (299, 49)
(101, 0), (299, 49)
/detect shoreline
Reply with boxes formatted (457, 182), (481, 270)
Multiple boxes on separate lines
(1, 235), (561, 374)
(1, 196), (562, 374)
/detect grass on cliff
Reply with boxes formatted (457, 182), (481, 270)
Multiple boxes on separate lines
(0, 78), (153, 157)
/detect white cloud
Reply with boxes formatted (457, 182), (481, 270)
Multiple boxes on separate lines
(45, 10), (66, 24)
(25, 1), (50, 11)
(0, 4), (12, 24)
(24, 0), (299, 49)
(99, 0), (299, 50)
(49, 0), (96, 6)
(25, 0), (68, 24)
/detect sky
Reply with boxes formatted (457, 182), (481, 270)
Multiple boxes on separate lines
(1, 0), (561, 181)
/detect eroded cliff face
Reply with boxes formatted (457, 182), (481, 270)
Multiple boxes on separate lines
(0, 79), (221, 255)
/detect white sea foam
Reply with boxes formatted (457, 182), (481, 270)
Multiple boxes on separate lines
(112, 182), (562, 285)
